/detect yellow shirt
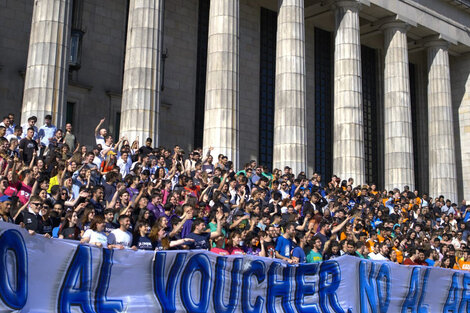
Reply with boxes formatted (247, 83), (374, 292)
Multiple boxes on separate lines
(48, 175), (60, 193)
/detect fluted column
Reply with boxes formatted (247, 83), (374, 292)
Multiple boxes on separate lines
(203, 0), (239, 167)
(21, 0), (72, 127)
(120, 0), (164, 143)
(426, 39), (457, 202)
(382, 21), (415, 191)
(332, 0), (365, 184)
(272, 0), (307, 175)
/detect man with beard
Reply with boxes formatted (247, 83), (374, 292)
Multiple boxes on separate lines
(0, 195), (13, 223)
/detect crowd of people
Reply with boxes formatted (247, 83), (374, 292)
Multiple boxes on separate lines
(0, 113), (469, 270)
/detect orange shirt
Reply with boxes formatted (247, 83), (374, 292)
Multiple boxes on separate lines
(100, 160), (114, 173)
(458, 260), (470, 271)
(393, 247), (404, 264)
(366, 239), (376, 252)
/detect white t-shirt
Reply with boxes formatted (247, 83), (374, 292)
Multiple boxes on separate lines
(95, 135), (105, 147)
(369, 253), (389, 261)
(108, 228), (133, 248)
(83, 229), (108, 248)
(6, 134), (21, 142)
(117, 158), (131, 177)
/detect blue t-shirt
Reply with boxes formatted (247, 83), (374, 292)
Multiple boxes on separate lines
(133, 235), (154, 250)
(275, 235), (293, 258)
(185, 232), (211, 250)
(292, 246), (306, 263)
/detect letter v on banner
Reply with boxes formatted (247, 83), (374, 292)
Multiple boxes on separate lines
(153, 252), (188, 313)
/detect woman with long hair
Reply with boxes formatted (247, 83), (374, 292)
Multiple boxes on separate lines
(79, 207), (95, 235)
(58, 211), (80, 240)
(132, 220), (153, 250)
(440, 256), (454, 269)
(148, 224), (193, 251)
(100, 151), (117, 174)
(81, 215), (108, 248)
(244, 232), (263, 256)
(322, 240), (341, 260)
(226, 230), (245, 255)
(137, 208), (155, 229)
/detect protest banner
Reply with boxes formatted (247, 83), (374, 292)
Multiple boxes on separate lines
(0, 221), (469, 312)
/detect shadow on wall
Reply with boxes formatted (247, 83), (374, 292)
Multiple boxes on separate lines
(450, 54), (470, 202)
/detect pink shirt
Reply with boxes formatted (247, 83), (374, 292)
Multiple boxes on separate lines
(211, 247), (229, 256)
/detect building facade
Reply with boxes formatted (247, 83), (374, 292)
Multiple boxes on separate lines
(1, 0), (470, 201)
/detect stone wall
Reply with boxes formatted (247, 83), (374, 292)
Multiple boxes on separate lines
(0, 0), (33, 120)
(159, 0), (198, 151)
(451, 54), (470, 202)
(67, 0), (127, 146)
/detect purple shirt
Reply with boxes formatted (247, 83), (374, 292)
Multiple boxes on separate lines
(147, 202), (164, 219)
(181, 219), (193, 239)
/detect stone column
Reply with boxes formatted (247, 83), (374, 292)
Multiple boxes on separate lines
(272, 0), (307, 175)
(332, 0), (365, 184)
(203, 0), (239, 167)
(426, 39), (458, 202)
(120, 0), (164, 144)
(382, 21), (415, 191)
(21, 0), (72, 127)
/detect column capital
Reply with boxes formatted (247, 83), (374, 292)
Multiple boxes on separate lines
(380, 19), (411, 33)
(331, 0), (361, 11)
(424, 36), (450, 50)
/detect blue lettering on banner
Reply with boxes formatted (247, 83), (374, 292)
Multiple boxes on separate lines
(416, 268), (429, 313)
(267, 262), (295, 313)
(180, 253), (212, 313)
(95, 249), (123, 313)
(213, 257), (242, 313)
(242, 259), (266, 313)
(295, 263), (321, 313)
(360, 261), (378, 313)
(153, 252), (188, 313)
(459, 273), (470, 313)
(58, 245), (95, 313)
(359, 261), (391, 313)
(401, 267), (430, 313)
(401, 267), (420, 313)
(319, 261), (345, 313)
(7, 219), (470, 313)
(444, 272), (461, 313)
(0, 229), (28, 310)
(376, 263), (391, 313)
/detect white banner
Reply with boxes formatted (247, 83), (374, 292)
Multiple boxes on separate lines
(0, 221), (469, 313)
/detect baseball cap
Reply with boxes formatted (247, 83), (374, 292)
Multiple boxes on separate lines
(0, 195), (12, 203)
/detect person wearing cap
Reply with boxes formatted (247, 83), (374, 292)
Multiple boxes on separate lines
(100, 150), (117, 174)
(38, 114), (57, 150)
(0, 195), (13, 223)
